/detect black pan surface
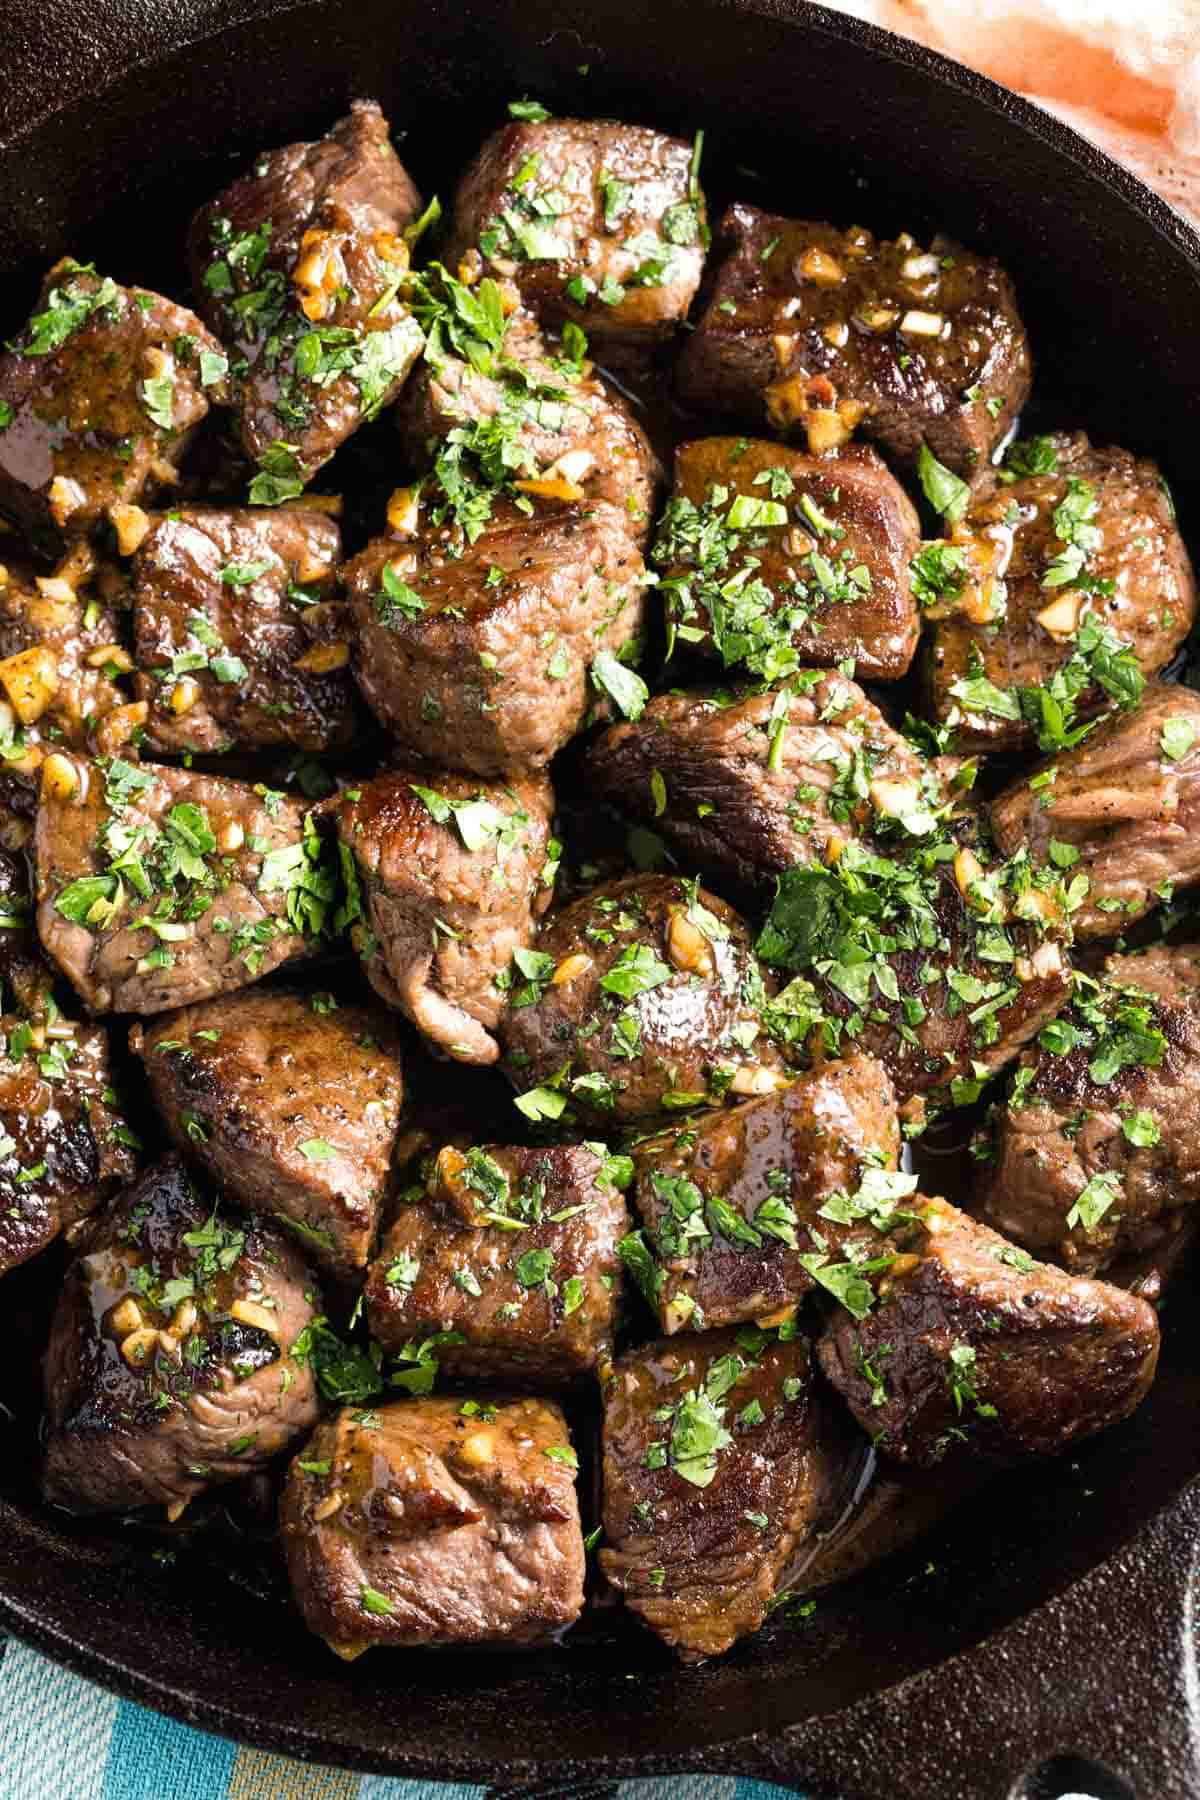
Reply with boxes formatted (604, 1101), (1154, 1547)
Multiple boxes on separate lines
(2, 3), (1200, 1795)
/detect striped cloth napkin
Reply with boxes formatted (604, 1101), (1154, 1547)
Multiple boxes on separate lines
(0, 1635), (800, 1799)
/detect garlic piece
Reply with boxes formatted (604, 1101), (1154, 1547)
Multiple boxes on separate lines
(293, 642), (349, 674)
(0, 646), (59, 723)
(552, 952), (592, 987)
(41, 754), (79, 803)
(898, 309), (944, 338)
(1036, 593), (1083, 640)
(799, 247), (845, 286)
(667, 909), (715, 978)
(231, 1297), (280, 1338)
(728, 1064), (791, 1097)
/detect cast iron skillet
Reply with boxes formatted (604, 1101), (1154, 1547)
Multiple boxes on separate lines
(2, 1), (1200, 1794)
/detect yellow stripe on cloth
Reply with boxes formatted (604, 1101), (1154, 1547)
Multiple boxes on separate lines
(228, 1746), (361, 1800)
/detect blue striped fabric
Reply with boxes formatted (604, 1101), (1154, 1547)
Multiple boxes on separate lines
(0, 1639), (805, 1799)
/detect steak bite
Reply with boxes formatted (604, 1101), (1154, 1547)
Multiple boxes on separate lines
(0, 1012), (136, 1279)
(336, 770), (553, 1066)
(653, 438), (920, 682)
(627, 1053), (901, 1335)
(280, 1395), (585, 1655)
(925, 433), (1195, 752)
(42, 1154), (321, 1516)
(677, 206), (1030, 478)
(600, 1327), (847, 1659)
(501, 873), (782, 1123)
(365, 1141), (629, 1383)
(0, 547), (132, 784)
(131, 504), (358, 755)
(0, 261), (226, 557)
(990, 684), (1200, 941)
(134, 988), (406, 1277)
(817, 1194), (1160, 1467)
(979, 946), (1200, 1275)
(398, 303), (660, 537)
(344, 498), (648, 778)
(188, 100), (425, 488)
(35, 754), (334, 1015)
(586, 672), (956, 897)
(445, 117), (705, 342)
(757, 842), (1073, 1106)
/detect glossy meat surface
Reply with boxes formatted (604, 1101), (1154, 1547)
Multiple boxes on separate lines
(42, 1154), (321, 1514)
(818, 1194), (1159, 1466)
(0, 550), (131, 785)
(134, 988), (406, 1276)
(980, 946), (1200, 1274)
(501, 873), (782, 1122)
(280, 1396), (585, 1653)
(600, 1327), (849, 1658)
(0, 262), (224, 556)
(654, 438), (920, 680)
(398, 307), (660, 536)
(35, 755), (331, 1014)
(132, 505), (358, 754)
(446, 118), (705, 341)
(0, 1012), (136, 1278)
(336, 769), (553, 1065)
(677, 206), (1030, 477)
(345, 499), (647, 777)
(586, 674), (950, 895)
(189, 101), (424, 485)
(365, 1142), (629, 1383)
(926, 434), (1195, 751)
(628, 1053), (900, 1333)
(990, 683), (1200, 939)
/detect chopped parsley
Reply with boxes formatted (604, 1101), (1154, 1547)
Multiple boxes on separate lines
(916, 442), (969, 524)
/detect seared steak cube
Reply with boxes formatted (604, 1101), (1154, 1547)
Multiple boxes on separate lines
(345, 499), (647, 778)
(0, 261), (225, 556)
(502, 873), (782, 1122)
(677, 205), (1030, 479)
(757, 845), (1072, 1105)
(445, 118), (705, 342)
(336, 770), (553, 1066)
(134, 988), (406, 1278)
(654, 438), (920, 681)
(979, 945), (1200, 1275)
(398, 304), (660, 539)
(131, 505), (358, 754)
(926, 433), (1195, 752)
(586, 673), (951, 896)
(365, 1141), (629, 1383)
(600, 1327), (846, 1659)
(0, 1013), (136, 1278)
(818, 1194), (1159, 1466)
(990, 684), (1200, 941)
(280, 1396), (585, 1655)
(188, 101), (424, 487)
(0, 549), (132, 777)
(35, 754), (333, 1014)
(42, 1154), (321, 1515)
(627, 1053), (901, 1334)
